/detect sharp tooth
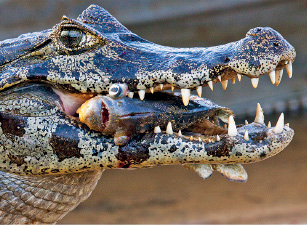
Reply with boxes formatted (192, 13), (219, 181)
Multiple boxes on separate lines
(268, 71), (275, 84)
(285, 61), (292, 78)
(216, 135), (220, 141)
(208, 81), (213, 91)
(154, 126), (161, 133)
(181, 89), (191, 106)
(275, 69), (283, 86)
(244, 130), (249, 141)
(222, 80), (228, 90)
(237, 74), (242, 82)
(171, 85), (175, 91)
(166, 122), (173, 135)
(150, 87), (154, 94)
(178, 130), (182, 136)
(254, 103), (264, 123)
(196, 86), (202, 97)
(251, 78), (259, 88)
(245, 120), (248, 125)
(232, 77), (236, 84)
(267, 121), (271, 128)
(218, 75), (222, 82)
(267, 121), (272, 128)
(138, 90), (145, 100)
(228, 115), (237, 136)
(273, 113), (284, 133)
(160, 84), (164, 90)
(128, 92), (134, 98)
(198, 137), (202, 142)
(208, 139), (212, 143)
(190, 136), (193, 141)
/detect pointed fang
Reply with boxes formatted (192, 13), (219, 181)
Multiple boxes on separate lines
(138, 90), (145, 100)
(160, 84), (164, 90)
(181, 89), (191, 106)
(228, 115), (237, 136)
(222, 80), (228, 90)
(166, 122), (173, 135)
(150, 87), (154, 94)
(232, 77), (236, 84)
(269, 71), (276, 84)
(154, 126), (161, 133)
(254, 103), (264, 123)
(218, 75), (222, 82)
(178, 130), (182, 136)
(273, 113), (284, 133)
(208, 81), (213, 91)
(216, 135), (220, 141)
(285, 61), (292, 78)
(171, 85), (175, 91)
(244, 130), (249, 141)
(196, 86), (202, 97)
(245, 120), (248, 125)
(251, 78), (259, 88)
(128, 92), (134, 98)
(275, 69), (283, 86)
(237, 74), (242, 82)
(267, 121), (271, 128)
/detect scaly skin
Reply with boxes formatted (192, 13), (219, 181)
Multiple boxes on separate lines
(0, 4), (296, 224)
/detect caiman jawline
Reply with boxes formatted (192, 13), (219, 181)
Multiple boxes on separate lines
(133, 58), (293, 106)
(53, 85), (289, 149)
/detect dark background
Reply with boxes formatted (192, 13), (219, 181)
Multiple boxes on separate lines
(0, 0), (306, 223)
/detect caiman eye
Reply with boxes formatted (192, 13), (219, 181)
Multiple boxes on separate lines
(109, 84), (128, 99)
(60, 28), (84, 49)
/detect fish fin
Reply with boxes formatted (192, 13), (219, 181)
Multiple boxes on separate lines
(212, 164), (248, 182)
(183, 164), (213, 180)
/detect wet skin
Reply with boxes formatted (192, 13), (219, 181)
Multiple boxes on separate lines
(0, 6), (295, 181)
(0, 4), (297, 224)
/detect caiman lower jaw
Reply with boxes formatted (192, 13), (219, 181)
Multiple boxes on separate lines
(54, 85), (293, 164)
(151, 103), (291, 151)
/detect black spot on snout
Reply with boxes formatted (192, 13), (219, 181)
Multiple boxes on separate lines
(260, 152), (267, 158)
(49, 124), (82, 162)
(169, 144), (177, 153)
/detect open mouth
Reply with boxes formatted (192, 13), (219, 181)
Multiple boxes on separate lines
(52, 61), (291, 149)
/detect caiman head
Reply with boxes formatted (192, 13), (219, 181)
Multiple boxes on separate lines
(0, 4), (296, 223)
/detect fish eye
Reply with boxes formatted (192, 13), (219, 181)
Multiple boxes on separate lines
(60, 27), (84, 49)
(109, 84), (128, 99)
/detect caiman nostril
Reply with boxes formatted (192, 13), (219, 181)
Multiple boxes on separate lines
(224, 57), (230, 63)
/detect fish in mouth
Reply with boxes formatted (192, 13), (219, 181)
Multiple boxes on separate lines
(0, 5), (296, 183)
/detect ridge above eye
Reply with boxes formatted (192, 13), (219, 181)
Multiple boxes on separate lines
(59, 27), (84, 49)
